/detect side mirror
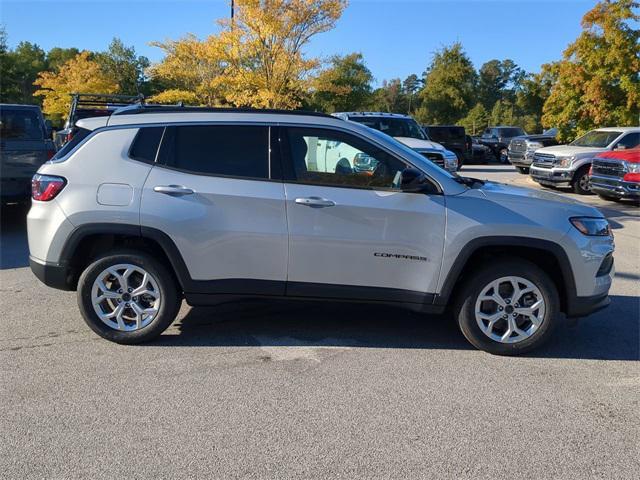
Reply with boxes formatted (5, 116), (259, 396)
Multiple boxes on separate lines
(400, 167), (429, 193)
(44, 120), (53, 139)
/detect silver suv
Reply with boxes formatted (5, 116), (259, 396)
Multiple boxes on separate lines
(27, 106), (614, 355)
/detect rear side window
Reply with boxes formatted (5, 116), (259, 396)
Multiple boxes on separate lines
(52, 127), (91, 160)
(162, 125), (269, 179)
(129, 127), (164, 163)
(0, 108), (44, 140)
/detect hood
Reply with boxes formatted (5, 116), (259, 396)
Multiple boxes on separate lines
(395, 137), (444, 151)
(477, 181), (602, 217)
(536, 144), (607, 157)
(596, 148), (640, 163)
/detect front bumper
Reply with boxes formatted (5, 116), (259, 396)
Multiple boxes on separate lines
(508, 152), (533, 167)
(530, 166), (573, 186)
(590, 175), (640, 199)
(566, 293), (610, 318)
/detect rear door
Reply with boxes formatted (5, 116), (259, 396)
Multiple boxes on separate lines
(0, 107), (53, 199)
(140, 124), (288, 295)
(281, 126), (446, 302)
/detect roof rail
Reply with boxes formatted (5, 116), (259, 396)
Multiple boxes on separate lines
(111, 104), (334, 118)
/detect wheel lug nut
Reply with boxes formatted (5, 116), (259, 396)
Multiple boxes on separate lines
(133, 297), (138, 302)
(125, 303), (130, 307)
(118, 289), (123, 294)
(499, 306), (503, 311)
(128, 288), (133, 293)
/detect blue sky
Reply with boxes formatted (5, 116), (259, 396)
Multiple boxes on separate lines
(2, 0), (596, 84)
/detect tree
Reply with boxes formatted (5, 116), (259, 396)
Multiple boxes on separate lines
(33, 51), (118, 117)
(542, 0), (640, 141)
(310, 52), (373, 112)
(0, 27), (20, 103)
(458, 103), (489, 135)
(149, 0), (347, 108)
(95, 38), (150, 95)
(403, 74), (422, 114)
(46, 47), (80, 71)
(415, 42), (477, 124)
(477, 59), (524, 110)
(371, 79), (407, 113)
(515, 68), (557, 133)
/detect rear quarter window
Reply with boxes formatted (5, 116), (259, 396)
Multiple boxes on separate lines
(129, 127), (164, 164)
(52, 128), (92, 160)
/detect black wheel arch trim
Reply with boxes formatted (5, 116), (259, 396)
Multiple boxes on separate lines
(434, 236), (578, 313)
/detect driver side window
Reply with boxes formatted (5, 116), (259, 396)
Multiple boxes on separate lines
(286, 128), (408, 190)
(615, 133), (639, 150)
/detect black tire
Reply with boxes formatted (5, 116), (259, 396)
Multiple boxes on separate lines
(454, 258), (560, 355)
(597, 193), (623, 203)
(516, 166), (530, 174)
(572, 166), (592, 195)
(77, 250), (181, 344)
(499, 148), (509, 164)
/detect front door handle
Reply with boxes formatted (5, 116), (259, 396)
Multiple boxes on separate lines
(295, 196), (336, 208)
(153, 185), (195, 196)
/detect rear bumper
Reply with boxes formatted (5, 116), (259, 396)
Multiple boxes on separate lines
(29, 256), (73, 291)
(565, 293), (610, 318)
(590, 176), (640, 199)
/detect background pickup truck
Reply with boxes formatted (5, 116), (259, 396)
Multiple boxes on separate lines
(480, 126), (526, 163)
(1, 104), (55, 205)
(508, 134), (559, 173)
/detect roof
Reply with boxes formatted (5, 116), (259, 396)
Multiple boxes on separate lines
(0, 103), (42, 110)
(332, 112), (412, 119)
(591, 127), (640, 133)
(106, 106), (344, 129)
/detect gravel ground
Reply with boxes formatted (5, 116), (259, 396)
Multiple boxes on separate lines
(1, 165), (638, 479)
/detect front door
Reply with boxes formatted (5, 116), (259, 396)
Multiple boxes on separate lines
(281, 127), (446, 302)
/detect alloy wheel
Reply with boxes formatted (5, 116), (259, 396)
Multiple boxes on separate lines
(91, 263), (161, 331)
(474, 276), (545, 344)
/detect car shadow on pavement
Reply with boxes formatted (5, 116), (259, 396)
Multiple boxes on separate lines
(0, 204), (30, 269)
(149, 294), (639, 361)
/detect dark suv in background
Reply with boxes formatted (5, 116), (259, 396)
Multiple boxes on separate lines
(480, 126), (526, 163)
(1, 104), (55, 204)
(422, 125), (467, 166)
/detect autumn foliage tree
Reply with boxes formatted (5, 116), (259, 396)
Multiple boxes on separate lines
(542, 0), (640, 141)
(150, 0), (347, 108)
(33, 51), (118, 118)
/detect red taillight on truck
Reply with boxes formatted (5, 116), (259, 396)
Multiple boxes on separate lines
(31, 174), (66, 201)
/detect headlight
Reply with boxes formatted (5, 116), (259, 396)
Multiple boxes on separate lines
(526, 142), (543, 150)
(625, 162), (640, 173)
(570, 217), (611, 236)
(556, 155), (575, 167)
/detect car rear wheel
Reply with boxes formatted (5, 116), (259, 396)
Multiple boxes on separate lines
(77, 250), (181, 344)
(454, 259), (559, 355)
(572, 166), (592, 195)
(499, 148), (509, 164)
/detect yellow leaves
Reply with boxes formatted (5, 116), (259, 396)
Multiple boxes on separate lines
(33, 51), (118, 117)
(148, 0), (347, 109)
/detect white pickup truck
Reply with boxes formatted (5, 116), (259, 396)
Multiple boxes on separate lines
(530, 127), (640, 194)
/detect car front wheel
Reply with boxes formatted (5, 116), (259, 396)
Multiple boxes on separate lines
(77, 250), (181, 344)
(454, 259), (559, 355)
(572, 166), (592, 195)
(516, 166), (529, 174)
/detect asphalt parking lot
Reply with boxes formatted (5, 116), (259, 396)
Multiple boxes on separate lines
(1, 165), (638, 479)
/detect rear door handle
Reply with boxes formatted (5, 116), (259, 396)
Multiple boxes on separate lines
(295, 196), (336, 208)
(153, 185), (195, 196)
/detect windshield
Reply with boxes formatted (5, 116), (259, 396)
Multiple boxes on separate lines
(571, 130), (622, 148)
(349, 116), (427, 140)
(0, 108), (44, 140)
(499, 128), (525, 137)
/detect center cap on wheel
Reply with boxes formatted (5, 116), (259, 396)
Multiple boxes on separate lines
(122, 293), (131, 302)
(505, 305), (514, 314)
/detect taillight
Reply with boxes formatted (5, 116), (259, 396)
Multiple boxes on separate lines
(31, 174), (66, 201)
(623, 172), (640, 183)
